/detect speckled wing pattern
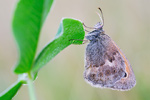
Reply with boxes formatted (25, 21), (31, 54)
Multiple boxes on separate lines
(84, 33), (136, 91)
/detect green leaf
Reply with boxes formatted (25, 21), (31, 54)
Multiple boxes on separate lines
(0, 81), (24, 100)
(12, 0), (54, 74)
(32, 18), (85, 73)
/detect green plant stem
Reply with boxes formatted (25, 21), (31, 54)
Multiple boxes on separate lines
(27, 72), (36, 100)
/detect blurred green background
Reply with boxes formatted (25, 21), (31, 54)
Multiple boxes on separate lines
(0, 0), (150, 100)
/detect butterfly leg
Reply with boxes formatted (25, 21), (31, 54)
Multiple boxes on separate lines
(69, 39), (88, 44)
(82, 23), (96, 29)
(84, 29), (91, 32)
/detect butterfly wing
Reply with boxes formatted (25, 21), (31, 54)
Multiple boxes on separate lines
(84, 33), (136, 91)
(110, 41), (136, 91)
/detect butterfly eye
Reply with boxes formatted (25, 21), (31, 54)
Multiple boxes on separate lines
(124, 72), (127, 77)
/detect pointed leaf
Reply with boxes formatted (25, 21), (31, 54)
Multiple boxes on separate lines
(0, 81), (24, 100)
(32, 18), (85, 73)
(12, 0), (54, 74)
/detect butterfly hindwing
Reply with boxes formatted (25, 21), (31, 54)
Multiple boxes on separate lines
(84, 32), (136, 90)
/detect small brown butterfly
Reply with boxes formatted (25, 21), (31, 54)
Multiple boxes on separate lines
(84, 8), (136, 91)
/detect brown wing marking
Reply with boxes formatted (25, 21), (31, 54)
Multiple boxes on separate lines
(112, 41), (130, 75)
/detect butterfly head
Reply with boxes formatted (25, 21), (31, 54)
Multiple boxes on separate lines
(94, 7), (104, 30)
(94, 22), (103, 30)
(85, 8), (105, 41)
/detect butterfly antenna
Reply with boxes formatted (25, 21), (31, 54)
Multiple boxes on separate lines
(98, 7), (104, 27)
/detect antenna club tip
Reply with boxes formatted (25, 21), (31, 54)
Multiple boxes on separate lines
(98, 7), (102, 11)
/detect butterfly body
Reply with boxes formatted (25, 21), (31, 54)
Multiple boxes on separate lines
(84, 22), (136, 91)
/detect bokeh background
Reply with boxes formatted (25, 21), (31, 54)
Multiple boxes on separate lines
(0, 0), (150, 100)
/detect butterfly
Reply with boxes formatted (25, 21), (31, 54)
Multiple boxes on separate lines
(83, 8), (136, 91)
